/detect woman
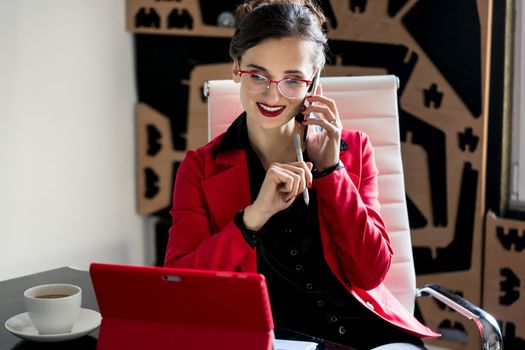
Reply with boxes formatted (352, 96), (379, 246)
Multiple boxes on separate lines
(165, 1), (440, 348)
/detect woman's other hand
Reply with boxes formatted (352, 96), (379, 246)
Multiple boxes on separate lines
(302, 85), (341, 171)
(243, 161), (313, 230)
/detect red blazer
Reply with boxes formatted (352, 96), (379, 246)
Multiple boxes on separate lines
(165, 127), (440, 339)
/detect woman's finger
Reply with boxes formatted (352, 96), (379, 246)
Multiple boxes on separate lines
(279, 161), (313, 189)
(268, 165), (301, 199)
(306, 95), (337, 116)
(268, 166), (293, 192)
(302, 113), (340, 134)
(306, 87), (340, 124)
(303, 105), (338, 124)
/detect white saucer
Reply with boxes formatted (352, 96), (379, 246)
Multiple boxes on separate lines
(4, 308), (101, 343)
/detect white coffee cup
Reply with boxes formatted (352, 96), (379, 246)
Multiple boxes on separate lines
(23, 283), (82, 335)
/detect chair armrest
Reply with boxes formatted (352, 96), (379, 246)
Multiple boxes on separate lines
(416, 284), (503, 350)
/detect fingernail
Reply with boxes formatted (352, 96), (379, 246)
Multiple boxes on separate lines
(306, 95), (313, 99)
(301, 105), (307, 112)
(307, 182), (312, 188)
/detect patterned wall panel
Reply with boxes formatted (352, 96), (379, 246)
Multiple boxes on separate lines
(484, 212), (525, 350)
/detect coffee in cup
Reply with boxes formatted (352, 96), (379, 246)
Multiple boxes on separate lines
(24, 284), (82, 335)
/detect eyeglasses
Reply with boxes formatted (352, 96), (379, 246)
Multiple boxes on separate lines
(237, 69), (313, 99)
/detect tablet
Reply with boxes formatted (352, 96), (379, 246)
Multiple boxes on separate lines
(90, 263), (274, 350)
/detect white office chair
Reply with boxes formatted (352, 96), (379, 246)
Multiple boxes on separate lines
(203, 75), (503, 350)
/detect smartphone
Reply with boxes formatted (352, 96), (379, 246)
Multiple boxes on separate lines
(294, 69), (321, 122)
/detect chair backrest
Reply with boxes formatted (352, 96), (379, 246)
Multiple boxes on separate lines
(204, 75), (416, 314)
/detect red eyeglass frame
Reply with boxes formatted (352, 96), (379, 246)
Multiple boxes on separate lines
(236, 70), (313, 90)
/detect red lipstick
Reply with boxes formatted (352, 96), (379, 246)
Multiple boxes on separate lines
(257, 102), (285, 118)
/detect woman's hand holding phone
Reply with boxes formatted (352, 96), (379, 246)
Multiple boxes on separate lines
(301, 84), (341, 172)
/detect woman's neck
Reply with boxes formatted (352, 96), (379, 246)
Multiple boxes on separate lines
(247, 118), (298, 169)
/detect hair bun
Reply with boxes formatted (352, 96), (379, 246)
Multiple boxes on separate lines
(233, 2), (255, 26)
(234, 0), (326, 28)
(297, 0), (326, 27)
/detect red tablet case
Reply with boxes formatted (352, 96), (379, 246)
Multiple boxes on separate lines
(90, 263), (274, 350)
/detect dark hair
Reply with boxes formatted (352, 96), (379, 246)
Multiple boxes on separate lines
(229, 0), (328, 69)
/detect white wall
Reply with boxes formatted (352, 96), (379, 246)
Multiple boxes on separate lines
(0, 0), (147, 281)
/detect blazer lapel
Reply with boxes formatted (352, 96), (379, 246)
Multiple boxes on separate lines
(201, 149), (252, 232)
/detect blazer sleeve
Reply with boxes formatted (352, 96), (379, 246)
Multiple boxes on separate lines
(314, 131), (393, 290)
(164, 149), (253, 270)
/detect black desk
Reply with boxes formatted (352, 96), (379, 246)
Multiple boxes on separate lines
(0, 267), (98, 350)
(1, 267), (355, 350)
